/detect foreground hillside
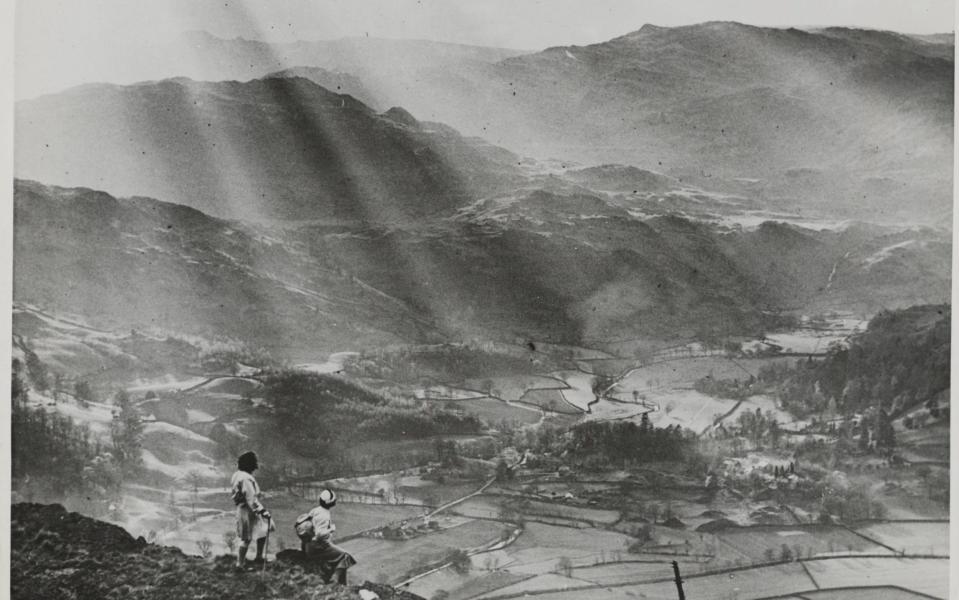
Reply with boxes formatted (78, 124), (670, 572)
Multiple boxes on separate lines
(12, 503), (422, 600)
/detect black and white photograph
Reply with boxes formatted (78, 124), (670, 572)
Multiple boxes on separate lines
(5, 1), (955, 598)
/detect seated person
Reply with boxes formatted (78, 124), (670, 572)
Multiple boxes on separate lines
(295, 489), (357, 585)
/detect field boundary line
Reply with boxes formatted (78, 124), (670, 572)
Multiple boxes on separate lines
(797, 559), (820, 589)
(839, 523), (900, 554)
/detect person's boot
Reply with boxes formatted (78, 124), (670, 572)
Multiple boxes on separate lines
(333, 568), (347, 586)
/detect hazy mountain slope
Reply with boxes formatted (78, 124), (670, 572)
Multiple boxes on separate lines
(15, 180), (950, 355)
(395, 22), (953, 224)
(16, 76), (524, 222)
(12, 180), (432, 356)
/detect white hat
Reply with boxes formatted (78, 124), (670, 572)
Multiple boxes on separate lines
(319, 489), (337, 508)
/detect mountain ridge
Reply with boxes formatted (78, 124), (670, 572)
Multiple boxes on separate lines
(16, 75), (525, 223)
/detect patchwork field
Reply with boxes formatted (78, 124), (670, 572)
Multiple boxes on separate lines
(493, 562), (815, 600)
(439, 397), (543, 426)
(715, 525), (892, 562)
(519, 389), (582, 414)
(416, 385), (486, 400)
(799, 586), (942, 600)
(465, 376), (566, 403)
(348, 518), (505, 584)
(472, 573), (593, 599)
(487, 497), (620, 525)
(406, 568), (531, 600)
(722, 395), (803, 429)
(803, 557), (950, 599)
(564, 559), (706, 585)
(584, 399), (653, 421)
(613, 357), (794, 394)
(606, 389), (736, 434)
(854, 522), (949, 555)
(550, 371), (596, 412)
(500, 522), (635, 574)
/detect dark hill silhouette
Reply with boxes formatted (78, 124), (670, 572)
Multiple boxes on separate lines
(16, 76), (525, 222)
(263, 66), (380, 108)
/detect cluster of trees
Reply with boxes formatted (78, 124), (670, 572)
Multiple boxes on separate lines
(11, 360), (123, 515)
(817, 472), (887, 521)
(693, 374), (756, 401)
(713, 408), (783, 450)
(568, 415), (696, 465)
(110, 390), (145, 477)
(346, 342), (549, 384)
(199, 342), (277, 373)
(15, 338), (102, 406)
(262, 371), (482, 460)
(758, 305), (949, 420)
(497, 420), (572, 456)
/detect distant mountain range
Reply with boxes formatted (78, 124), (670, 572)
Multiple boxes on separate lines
(19, 23), (951, 224)
(12, 22), (953, 355)
(401, 22), (953, 224)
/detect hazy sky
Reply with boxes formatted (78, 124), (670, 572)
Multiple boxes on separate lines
(17, 0), (956, 50)
(11, 0), (956, 99)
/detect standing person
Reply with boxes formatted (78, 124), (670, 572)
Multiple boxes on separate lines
(296, 489), (356, 585)
(231, 451), (272, 571)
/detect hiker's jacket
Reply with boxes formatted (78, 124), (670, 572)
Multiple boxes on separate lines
(230, 470), (265, 514)
(305, 505), (336, 543)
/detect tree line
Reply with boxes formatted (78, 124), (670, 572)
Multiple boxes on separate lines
(569, 415), (697, 466)
(757, 305), (949, 420)
(11, 358), (144, 517)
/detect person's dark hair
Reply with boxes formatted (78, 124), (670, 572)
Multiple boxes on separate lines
(237, 451), (259, 473)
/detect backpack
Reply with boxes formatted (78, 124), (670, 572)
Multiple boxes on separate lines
(295, 513), (314, 541)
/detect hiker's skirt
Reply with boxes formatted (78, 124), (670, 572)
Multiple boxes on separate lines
(304, 538), (357, 579)
(235, 505), (268, 542)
